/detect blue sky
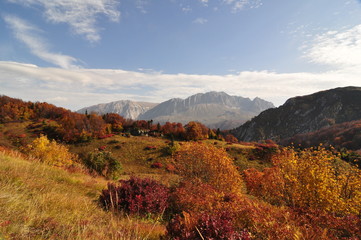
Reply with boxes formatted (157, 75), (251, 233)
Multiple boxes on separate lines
(1, 0), (361, 110)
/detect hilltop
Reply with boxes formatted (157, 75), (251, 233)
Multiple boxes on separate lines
(232, 87), (361, 145)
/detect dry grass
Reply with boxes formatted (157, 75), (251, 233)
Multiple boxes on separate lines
(70, 135), (179, 182)
(0, 150), (166, 239)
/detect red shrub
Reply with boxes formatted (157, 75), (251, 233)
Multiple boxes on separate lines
(98, 145), (107, 151)
(151, 162), (163, 168)
(145, 145), (157, 150)
(166, 211), (251, 240)
(99, 177), (170, 215)
(98, 134), (115, 139)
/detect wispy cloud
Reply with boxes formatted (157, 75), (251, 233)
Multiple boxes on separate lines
(181, 6), (192, 13)
(7, 0), (120, 43)
(223, 0), (262, 12)
(306, 24), (361, 68)
(135, 0), (148, 14)
(199, 0), (209, 6)
(3, 15), (80, 69)
(193, 17), (208, 24)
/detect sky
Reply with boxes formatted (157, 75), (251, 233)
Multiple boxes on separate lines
(1, 0), (361, 110)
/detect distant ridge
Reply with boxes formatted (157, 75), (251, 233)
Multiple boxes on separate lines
(138, 92), (274, 129)
(231, 86), (361, 142)
(77, 91), (274, 130)
(77, 100), (158, 120)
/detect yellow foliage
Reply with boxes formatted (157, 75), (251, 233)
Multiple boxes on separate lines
(272, 147), (361, 215)
(174, 142), (243, 194)
(24, 135), (76, 167)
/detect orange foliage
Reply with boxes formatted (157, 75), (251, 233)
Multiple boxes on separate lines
(174, 142), (242, 194)
(184, 121), (208, 140)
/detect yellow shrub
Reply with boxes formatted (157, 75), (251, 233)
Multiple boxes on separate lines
(273, 147), (361, 215)
(25, 135), (76, 167)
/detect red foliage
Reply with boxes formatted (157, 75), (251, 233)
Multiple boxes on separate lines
(98, 146), (107, 151)
(151, 162), (163, 168)
(145, 145), (157, 150)
(166, 211), (251, 240)
(225, 134), (238, 143)
(283, 119), (361, 150)
(161, 122), (185, 139)
(98, 134), (115, 139)
(0, 95), (109, 143)
(99, 177), (170, 215)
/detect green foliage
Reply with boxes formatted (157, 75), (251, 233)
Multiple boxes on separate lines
(164, 141), (181, 156)
(83, 150), (122, 179)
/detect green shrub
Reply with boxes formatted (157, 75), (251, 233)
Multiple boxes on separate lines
(83, 150), (122, 179)
(164, 142), (181, 156)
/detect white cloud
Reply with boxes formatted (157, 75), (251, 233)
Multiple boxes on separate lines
(193, 17), (208, 24)
(306, 24), (361, 68)
(1, 22), (361, 112)
(3, 15), (80, 69)
(1, 61), (360, 111)
(7, 0), (120, 43)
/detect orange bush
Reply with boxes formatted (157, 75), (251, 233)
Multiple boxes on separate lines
(174, 142), (243, 194)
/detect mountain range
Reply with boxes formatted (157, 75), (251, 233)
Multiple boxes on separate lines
(77, 92), (275, 130)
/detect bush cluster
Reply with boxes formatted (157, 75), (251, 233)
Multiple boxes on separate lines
(99, 177), (170, 216)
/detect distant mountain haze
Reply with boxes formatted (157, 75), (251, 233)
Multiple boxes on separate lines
(77, 92), (274, 130)
(231, 86), (361, 142)
(77, 100), (158, 120)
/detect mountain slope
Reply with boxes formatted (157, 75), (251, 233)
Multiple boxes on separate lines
(77, 100), (158, 119)
(138, 92), (274, 129)
(231, 87), (361, 142)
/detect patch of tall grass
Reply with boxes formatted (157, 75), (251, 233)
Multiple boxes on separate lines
(0, 150), (165, 239)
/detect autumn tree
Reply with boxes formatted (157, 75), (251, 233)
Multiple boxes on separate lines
(225, 134), (238, 143)
(184, 121), (208, 141)
(103, 113), (125, 132)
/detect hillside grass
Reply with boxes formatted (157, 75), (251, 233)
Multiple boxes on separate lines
(0, 150), (166, 240)
(70, 135), (180, 185)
